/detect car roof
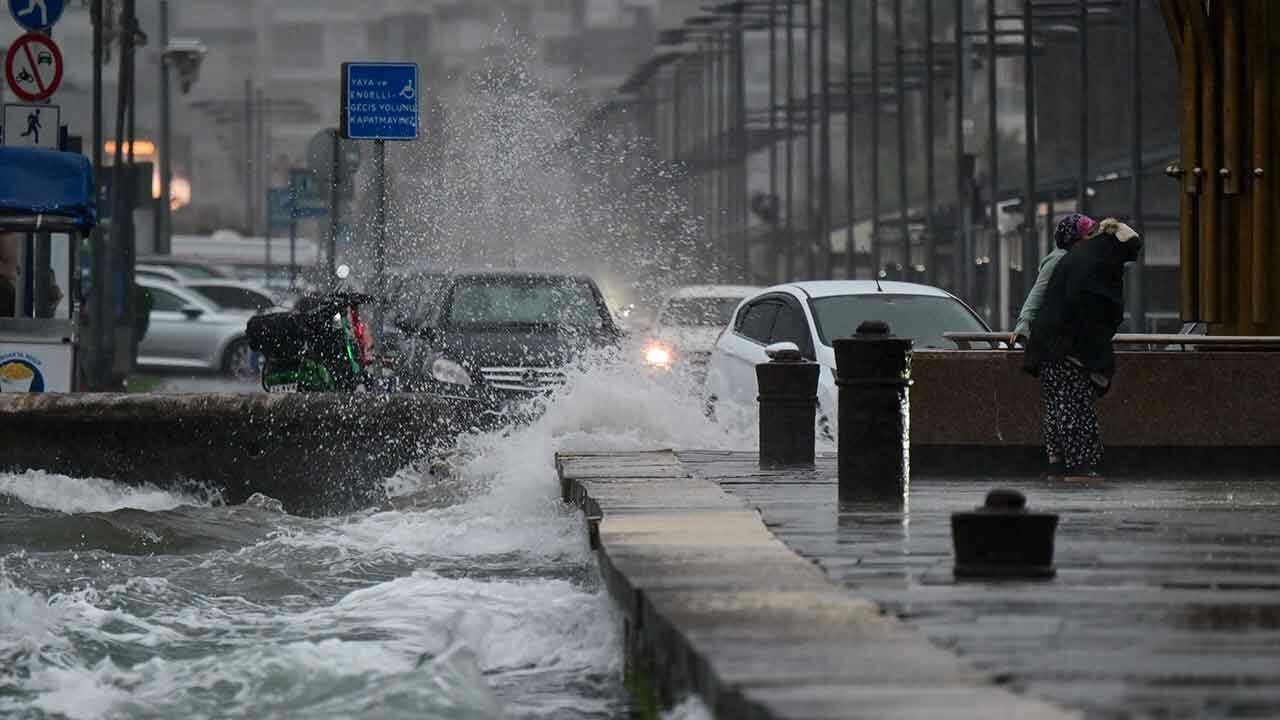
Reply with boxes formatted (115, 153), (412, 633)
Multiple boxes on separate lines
(181, 279), (271, 292)
(136, 277), (213, 303)
(665, 284), (762, 299)
(761, 280), (956, 300)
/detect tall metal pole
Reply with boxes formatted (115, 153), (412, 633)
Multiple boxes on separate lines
(770, 0), (780, 282)
(785, 2), (796, 280)
(955, 0), (970, 299)
(987, 0), (1001, 326)
(844, 0), (856, 279)
(89, 0), (105, 388)
(244, 76), (253, 235)
(818, 0), (832, 278)
(734, 16), (750, 282)
(374, 140), (388, 336)
(893, 0), (908, 277)
(924, 0), (936, 284)
(328, 130), (340, 277)
(256, 89), (266, 242)
(1077, 0), (1089, 214)
(870, 0), (881, 277)
(91, 0), (103, 188)
(1022, 0), (1037, 298)
(157, 0), (172, 255)
(804, 0), (816, 277)
(1127, 0), (1144, 330)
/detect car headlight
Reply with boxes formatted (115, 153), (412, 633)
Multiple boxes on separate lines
(430, 356), (472, 386)
(644, 342), (673, 368)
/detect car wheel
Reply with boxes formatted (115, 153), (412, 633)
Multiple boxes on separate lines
(222, 339), (256, 378)
(818, 413), (834, 442)
(704, 394), (718, 422)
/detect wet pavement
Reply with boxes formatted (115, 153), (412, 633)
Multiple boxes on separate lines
(679, 451), (1280, 719)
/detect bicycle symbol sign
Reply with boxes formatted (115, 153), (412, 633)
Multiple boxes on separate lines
(5, 32), (63, 103)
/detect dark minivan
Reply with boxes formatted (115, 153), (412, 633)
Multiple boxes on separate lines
(393, 271), (621, 403)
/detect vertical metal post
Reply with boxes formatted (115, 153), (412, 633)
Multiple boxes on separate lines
(1022, 0), (1037, 298)
(785, 2), (796, 280)
(1127, 0), (1144, 331)
(374, 139), (388, 337)
(804, 0), (816, 277)
(328, 129), (340, 277)
(924, 0), (936, 284)
(712, 36), (723, 273)
(987, 0), (1000, 326)
(92, 0), (103, 188)
(244, 76), (253, 234)
(157, 0), (172, 255)
(256, 88), (265, 240)
(91, 0), (104, 382)
(770, 0), (781, 282)
(1077, 0), (1089, 214)
(845, 0), (856, 279)
(954, 0), (968, 298)
(819, 0), (832, 278)
(870, 0), (881, 277)
(735, 16), (750, 282)
(894, 0), (909, 276)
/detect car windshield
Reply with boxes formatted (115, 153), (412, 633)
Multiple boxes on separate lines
(659, 297), (741, 327)
(809, 294), (987, 349)
(446, 276), (607, 329)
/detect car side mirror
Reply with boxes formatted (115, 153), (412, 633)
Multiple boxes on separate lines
(765, 341), (804, 361)
(180, 305), (205, 320)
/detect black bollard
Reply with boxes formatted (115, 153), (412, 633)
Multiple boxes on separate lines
(951, 489), (1059, 579)
(756, 341), (819, 468)
(833, 320), (912, 503)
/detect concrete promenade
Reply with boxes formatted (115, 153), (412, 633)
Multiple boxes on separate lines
(560, 450), (1280, 718)
(558, 450), (1076, 719)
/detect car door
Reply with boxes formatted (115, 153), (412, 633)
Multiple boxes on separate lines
(718, 296), (783, 406)
(139, 286), (194, 363)
(146, 286), (219, 364)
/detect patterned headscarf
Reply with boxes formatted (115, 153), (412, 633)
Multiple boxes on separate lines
(1055, 213), (1097, 250)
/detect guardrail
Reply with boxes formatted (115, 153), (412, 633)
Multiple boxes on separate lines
(943, 332), (1280, 350)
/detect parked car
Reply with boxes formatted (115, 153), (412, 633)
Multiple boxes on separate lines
(642, 285), (760, 380)
(136, 256), (230, 280)
(135, 278), (257, 376)
(182, 279), (291, 312)
(703, 281), (989, 436)
(394, 271), (622, 406)
(136, 264), (187, 284)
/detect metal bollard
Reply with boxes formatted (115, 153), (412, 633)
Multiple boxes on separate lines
(951, 489), (1059, 579)
(833, 320), (912, 503)
(756, 341), (819, 468)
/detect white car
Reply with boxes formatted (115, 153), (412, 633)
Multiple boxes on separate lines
(703, 281), (989, 435)
(642, 285), (761, 377)
(181, 279), (292, 313)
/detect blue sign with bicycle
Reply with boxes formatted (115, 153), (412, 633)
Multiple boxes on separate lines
(340, 62), (418, 141)
(8, 0), (64, 31)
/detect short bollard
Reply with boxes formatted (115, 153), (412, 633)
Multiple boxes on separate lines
(951, 489), (1059, 579)
(756, 341), (819, 468)
(833, 321), (912, 503)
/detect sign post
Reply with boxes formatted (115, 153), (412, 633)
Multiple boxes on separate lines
(340, 61), (418, 337)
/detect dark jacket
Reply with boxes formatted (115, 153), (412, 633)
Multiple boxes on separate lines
(1024, 220), (1143, 382)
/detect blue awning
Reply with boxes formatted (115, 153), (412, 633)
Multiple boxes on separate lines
(0, 148), (96, 229)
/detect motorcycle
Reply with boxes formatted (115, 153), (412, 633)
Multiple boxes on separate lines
(246, 266), (393, 392)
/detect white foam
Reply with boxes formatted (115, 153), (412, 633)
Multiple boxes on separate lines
(0, 470), (206, 514)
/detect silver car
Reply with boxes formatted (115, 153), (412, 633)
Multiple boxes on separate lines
(136, 278), (257, 376)
(182, 279), (291, 312)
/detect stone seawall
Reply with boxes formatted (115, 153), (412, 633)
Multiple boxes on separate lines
(0, 393), (486, 514)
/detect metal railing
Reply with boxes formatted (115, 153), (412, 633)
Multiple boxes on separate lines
(943, 332), (1280, 350)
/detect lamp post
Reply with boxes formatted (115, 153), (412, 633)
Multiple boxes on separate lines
(157, 16), (205, 256)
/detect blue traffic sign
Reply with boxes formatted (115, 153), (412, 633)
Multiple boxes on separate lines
(8, 0), (64, 31)
(341, 62), (418, 141)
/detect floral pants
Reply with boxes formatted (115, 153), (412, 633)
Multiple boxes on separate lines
(1040, 359), (1103, 471)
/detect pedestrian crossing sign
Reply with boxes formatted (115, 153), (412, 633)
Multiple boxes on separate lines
(2, 102), (59, 149)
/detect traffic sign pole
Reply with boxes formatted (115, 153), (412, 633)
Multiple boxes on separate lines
(328, 129), (339, 278)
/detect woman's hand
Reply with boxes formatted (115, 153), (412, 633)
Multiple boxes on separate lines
(1007, 332), (1023, 348)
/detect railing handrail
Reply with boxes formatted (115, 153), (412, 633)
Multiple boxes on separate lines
(942, 332), (1280, 350)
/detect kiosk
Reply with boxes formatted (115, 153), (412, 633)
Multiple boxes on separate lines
(0, 148), (95, 393)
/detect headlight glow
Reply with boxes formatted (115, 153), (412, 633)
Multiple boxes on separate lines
(644, 343), (673, 368)
(430, 357), (472, 386)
